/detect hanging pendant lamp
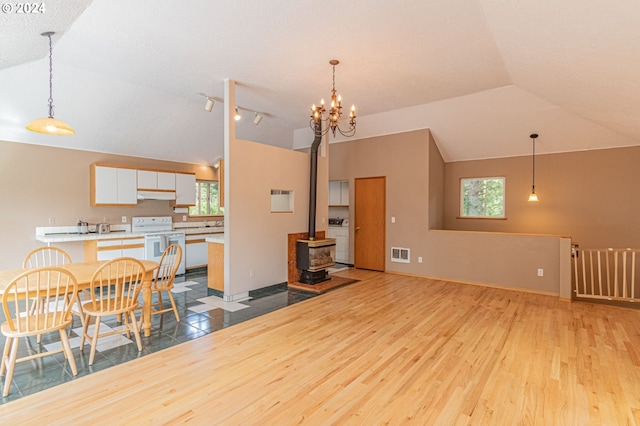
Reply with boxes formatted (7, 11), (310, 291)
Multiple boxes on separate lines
(528, 133), (539, 202)
(26, 31), (75, 136)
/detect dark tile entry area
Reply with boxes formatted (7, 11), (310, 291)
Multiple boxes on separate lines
(0, 271), (317, 404)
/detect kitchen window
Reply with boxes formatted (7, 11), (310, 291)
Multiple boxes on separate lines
(460, 177), (505, 219)
(189, 181), (224, 216)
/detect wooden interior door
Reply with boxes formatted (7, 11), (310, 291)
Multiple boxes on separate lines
(354, 176), (386, 271)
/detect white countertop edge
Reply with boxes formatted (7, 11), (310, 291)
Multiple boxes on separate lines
(183, 227), (224, 235)
(36, 226), (226, 243)
(205, 235), (225, 244)
(35, 231), (147, 243)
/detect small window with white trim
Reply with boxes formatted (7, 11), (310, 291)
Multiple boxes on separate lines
(460, 177), (505, 218)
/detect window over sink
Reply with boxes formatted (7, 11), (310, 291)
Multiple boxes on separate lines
(189, 181), (224, 216)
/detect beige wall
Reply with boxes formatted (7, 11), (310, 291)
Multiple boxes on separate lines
(429, 135), (445, 229)
(329, 130), (431, 265)
(225, 137), (324, 298)
(0, 139), (218, 269)
(328, 129), (568, 295)
(443, 145), (640, 249)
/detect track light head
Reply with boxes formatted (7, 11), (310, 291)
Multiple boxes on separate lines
(253, 112), (263, 125)
(204, 98), (214, 112)
(234, 107), (241, 121)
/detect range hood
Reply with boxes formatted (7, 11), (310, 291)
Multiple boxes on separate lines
(137, 190), (176, 201)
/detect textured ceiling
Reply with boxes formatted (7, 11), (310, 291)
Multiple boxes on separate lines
(0, 0), (639, 164)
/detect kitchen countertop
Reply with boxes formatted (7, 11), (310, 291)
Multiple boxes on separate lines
(183, 227), (224, 235)
(35, 226), (224, 243)
(205, 235), (225, 244)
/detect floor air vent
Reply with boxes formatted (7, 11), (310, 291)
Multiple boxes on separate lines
(391, 247), (410, 263)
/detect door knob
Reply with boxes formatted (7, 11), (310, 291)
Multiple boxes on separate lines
(356, 226), (360, 231)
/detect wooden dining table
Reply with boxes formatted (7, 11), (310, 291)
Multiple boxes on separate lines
(0, 259), (159, 337)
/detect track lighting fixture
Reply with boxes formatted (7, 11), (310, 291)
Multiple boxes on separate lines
(197, 92), (265, 124)
(204, 98), (214, 112)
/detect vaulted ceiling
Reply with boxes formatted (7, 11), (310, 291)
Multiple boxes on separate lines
(1, 0), (639, 164)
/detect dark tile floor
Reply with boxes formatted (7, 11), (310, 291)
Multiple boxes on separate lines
(0, 271), (318, 404)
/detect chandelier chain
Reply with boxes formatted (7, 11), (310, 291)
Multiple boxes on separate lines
(47, 32), (54, 118)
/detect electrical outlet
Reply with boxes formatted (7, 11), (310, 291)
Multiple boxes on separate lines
(418, 256), (423, 263)
(48, 217), (55, 225)
(537, 268), (544, 277)
(391, 216), (396, 223)
(250, 269), (255, 278)
(121, 216), (127, 223)
(183, 215), (187, 221)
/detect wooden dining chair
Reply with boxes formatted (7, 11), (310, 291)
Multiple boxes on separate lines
(0, 267), (79, 397)
(79, 257), (146, 366)
(139, 244), (182, 330)
(23, 246), (85, 334)
(23, 246), (72, 269)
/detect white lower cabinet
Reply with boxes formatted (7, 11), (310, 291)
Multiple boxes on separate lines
(95, 237), (145, 261)
(327, 227), (349, 263)
(186, 233), (221, 269)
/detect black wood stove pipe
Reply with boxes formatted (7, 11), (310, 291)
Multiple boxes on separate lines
(308, 120), (323, 240)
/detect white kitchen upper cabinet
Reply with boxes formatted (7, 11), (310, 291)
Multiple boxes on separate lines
(91, 165), (137, 206)
(94, 166), (117, 205)
(157, 172), (176, 190)
(117, 168), (138, 204)
(137, 170), (156, 189)
(174, 173), (197, 206)
(329, 180), (349, 206)
(138, 170), (176, 190)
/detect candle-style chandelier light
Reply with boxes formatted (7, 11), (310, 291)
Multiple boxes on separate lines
(310, 60), (356, 137)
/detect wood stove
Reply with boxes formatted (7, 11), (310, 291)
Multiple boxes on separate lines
(296, 238), (336, 284)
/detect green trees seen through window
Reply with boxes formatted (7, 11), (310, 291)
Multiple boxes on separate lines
(460, 177), (505, 218)
(189, 181), (223, 216)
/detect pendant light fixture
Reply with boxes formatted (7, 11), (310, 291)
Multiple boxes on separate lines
(26, 31), (75, 136)
(309, 59), (356, 138)
(528, 133), (539, 202)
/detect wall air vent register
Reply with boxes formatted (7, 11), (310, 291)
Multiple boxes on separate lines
(391, 247), (410, 263)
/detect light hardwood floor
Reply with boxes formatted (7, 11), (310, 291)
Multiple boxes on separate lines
(2, 269), (640, 424)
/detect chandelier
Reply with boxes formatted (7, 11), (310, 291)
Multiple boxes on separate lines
(309, 60), (356, 137)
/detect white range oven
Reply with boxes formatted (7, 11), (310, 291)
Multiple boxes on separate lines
(132, 216), (186, 275)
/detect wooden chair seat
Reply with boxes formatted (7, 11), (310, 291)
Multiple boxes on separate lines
(1, 314), (74, 338)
